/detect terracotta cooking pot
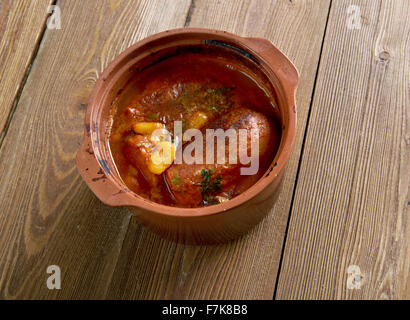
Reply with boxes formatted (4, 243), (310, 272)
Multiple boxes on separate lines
(76, 28), (298, 245)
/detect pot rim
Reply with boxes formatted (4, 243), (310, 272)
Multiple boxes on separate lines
(77, 27), (298, 217)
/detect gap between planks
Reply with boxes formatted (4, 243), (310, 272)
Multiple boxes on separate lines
(272, 0), (333, 300)
(184, 0), (197, 27)
(0, 0), (58, 150)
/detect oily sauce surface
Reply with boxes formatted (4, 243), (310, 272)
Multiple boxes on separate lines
(109, 47), (281, 207)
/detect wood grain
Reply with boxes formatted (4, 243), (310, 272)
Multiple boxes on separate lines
(0, 0), (191, 299)
(276, 0), (410, 299)
(0, 0), (53, 140)
(106, 0), (331, 299)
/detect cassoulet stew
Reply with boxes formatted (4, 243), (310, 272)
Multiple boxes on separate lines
(108, 45), (281, 207)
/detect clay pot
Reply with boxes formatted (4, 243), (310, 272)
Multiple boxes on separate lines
(76, 28), (298, 245)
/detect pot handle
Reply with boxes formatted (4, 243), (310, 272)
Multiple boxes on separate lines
(76, 132), (135, 207)
(243, 37), (299, 93)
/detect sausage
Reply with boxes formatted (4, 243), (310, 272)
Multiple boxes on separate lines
(165, 107), (279, 207)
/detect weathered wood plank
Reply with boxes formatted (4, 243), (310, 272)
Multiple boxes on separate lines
(276, 0), (410, 299)
(0, 0), (53, 140)
(106, 0), (331, 299)
(0, 0), (191, 299)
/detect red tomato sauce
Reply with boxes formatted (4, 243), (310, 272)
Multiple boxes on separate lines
(108, 45), (281, 207)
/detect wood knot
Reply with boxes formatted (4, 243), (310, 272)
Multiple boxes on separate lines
(377, 51), (390, 62)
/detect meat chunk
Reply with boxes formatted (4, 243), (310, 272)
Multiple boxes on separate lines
(165, 107), (280, 207)
(123, 135), (159, 188)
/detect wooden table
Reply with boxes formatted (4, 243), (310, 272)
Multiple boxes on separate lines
(0, 0), (408, 300)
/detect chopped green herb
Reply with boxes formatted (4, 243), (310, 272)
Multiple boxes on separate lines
(203, 86), (234, 112)
(171, 174), (181, 185)
(198, 169), (222, 204)
(176, 86), (235, 113)
(148, 113), (159, 120)
(215, 87), (233, 95)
